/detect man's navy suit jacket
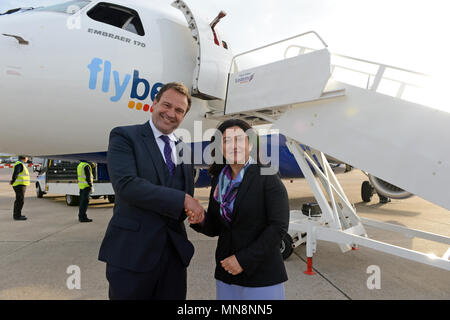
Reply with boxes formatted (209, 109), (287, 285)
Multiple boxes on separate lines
(98, 121), (195, 272)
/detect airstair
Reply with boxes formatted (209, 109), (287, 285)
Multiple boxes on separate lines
(174, 0), (450, 272)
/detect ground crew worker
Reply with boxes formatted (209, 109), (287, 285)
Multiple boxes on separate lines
(10, 155), (30, 221)
(77, 160), (93, 223)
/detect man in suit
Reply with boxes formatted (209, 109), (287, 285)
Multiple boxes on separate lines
(98, 82), (204, 300)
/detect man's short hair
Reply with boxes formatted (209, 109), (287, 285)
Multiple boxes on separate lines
(155, 82), (192, 113)
(18, 155), (27, 161)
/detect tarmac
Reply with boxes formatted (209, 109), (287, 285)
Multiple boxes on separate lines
(0, 167), (448, 300)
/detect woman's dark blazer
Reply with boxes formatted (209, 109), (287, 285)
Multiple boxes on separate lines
(191, 164), (290, 287)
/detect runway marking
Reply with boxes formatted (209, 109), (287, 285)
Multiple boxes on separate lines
(293, 251), (352, 300)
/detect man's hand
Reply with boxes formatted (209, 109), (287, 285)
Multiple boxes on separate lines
(221, 255), (243, 276)
(184, 194), (204, 224)
(9, 180), (13, 185)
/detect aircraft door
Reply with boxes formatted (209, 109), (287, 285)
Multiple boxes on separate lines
(172, 0), (233, 101)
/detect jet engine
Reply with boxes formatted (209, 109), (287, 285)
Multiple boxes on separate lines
(361, 174), (413, 202)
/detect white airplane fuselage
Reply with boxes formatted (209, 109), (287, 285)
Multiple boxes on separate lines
(0, 0), (219, 157)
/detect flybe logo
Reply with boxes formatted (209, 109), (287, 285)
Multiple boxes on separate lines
(87, 57), (163, 112)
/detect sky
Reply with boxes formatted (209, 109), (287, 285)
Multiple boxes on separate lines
(1, 0), (449, 108)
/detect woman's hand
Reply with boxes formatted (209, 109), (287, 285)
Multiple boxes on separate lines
(185, 206), (204, 224)
(221, 255), (243, 275)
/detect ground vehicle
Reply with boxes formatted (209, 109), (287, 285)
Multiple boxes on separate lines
(35, 159), (114, 206)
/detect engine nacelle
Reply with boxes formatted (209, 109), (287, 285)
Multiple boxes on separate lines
(368, 174), (413, 199)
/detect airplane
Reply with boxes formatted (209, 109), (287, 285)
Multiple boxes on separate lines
(0, 0), (406, 200)
(1, 0), (449, 270)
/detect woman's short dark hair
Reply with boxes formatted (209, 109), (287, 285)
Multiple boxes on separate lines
(208, 118), (259, 178)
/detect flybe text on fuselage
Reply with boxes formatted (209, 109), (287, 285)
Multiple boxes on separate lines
(87, 57), (162, 112)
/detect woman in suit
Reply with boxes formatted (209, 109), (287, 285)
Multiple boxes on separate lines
(189, 119), (290, 300)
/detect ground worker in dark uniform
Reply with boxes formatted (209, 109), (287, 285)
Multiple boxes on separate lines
(10, 155), (30, 221)
(77, 160), (93, 223)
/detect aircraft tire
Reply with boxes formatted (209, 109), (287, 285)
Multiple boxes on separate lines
(361, 180), (374, 202)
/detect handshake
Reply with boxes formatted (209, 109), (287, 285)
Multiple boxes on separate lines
(184, 194), (205, 224)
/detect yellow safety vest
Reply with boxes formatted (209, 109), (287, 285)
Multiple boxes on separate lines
(12, 161), (30, 186)
(77, 162), (93, 190)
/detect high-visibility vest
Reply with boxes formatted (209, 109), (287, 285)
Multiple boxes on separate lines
(12, 161), (30, 186)
(77, 162), (93, 190)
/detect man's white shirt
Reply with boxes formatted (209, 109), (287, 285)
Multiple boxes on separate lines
(148, 119), (178, 165)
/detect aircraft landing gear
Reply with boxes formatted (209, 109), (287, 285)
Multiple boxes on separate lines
(361, 180), (391, 203)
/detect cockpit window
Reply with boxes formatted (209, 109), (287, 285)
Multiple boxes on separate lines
(34, 0), (91, 14)
(87, 2), (145, 36)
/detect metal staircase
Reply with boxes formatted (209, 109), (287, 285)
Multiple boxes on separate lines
(218, 31), (450, 272)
